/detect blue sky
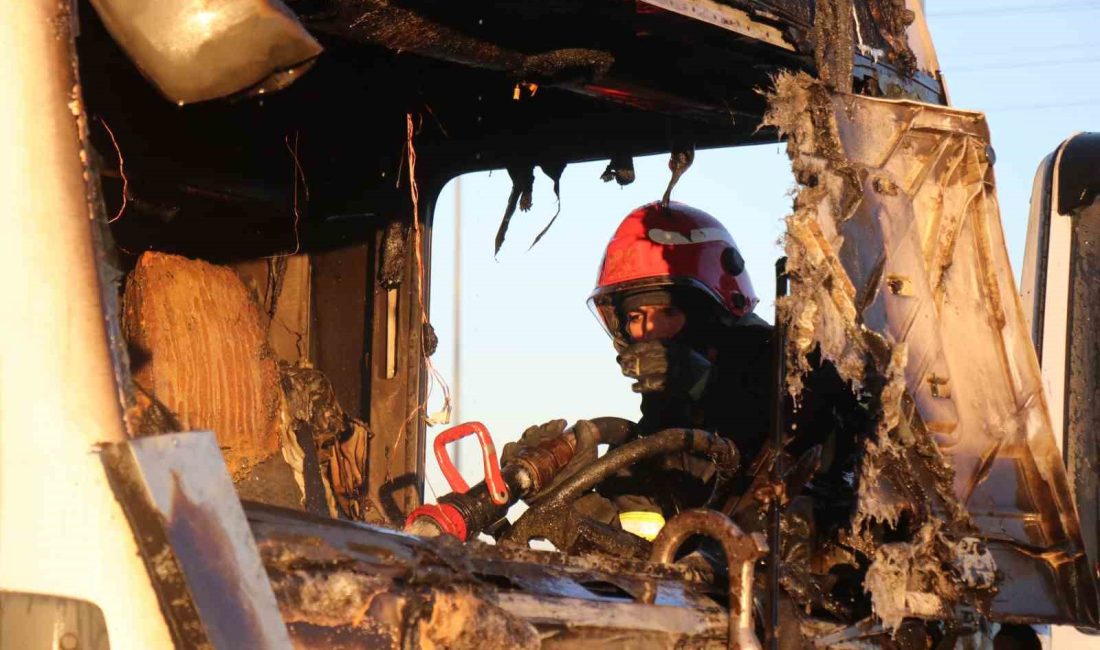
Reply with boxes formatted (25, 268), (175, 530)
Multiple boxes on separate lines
(424, 1), (1100, 498)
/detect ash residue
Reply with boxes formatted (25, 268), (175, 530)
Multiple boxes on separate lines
(259, 536), (539, 649)
(272, 569), (397, 627)
(867, 0), (918, 76)
(520, 48), (614, 85)
(864, 522), (958, 631)
(763, 72), (867, 398)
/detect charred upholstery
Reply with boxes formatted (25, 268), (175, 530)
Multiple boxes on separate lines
(121, 251), (368, 517)
(123, 252), (284, 478)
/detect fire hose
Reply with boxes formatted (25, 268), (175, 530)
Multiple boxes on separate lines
(405, 421), (740, 544)
(404, 417), (633, 540)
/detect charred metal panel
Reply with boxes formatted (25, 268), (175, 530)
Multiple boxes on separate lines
(245, 503), (733, 647)
(852, 52), (944, 104)
(76, 0), (785, 248)
(734, 0), (814, 26)
(639, 0), (797, 52)
(102, 433), (293, 649)
(767, 73), (1098, 627)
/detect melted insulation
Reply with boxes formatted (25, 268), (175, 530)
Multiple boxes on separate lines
(766, 71), (1098, 628)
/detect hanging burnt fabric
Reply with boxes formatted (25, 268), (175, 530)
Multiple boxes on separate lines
(494, 162), (536, 255)
(279, 362), (369, 519)
(422, 322), (439, 357)
(601, 152), (636, 187)
(529, 157), (568, 249)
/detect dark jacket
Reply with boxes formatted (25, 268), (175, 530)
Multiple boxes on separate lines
(597, 313), (775, 516)
(596, 313), (865, 525)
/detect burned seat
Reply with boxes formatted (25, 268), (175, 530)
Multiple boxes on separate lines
(121, 250), (365, 516)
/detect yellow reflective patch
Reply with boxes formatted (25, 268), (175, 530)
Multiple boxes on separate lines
(619, 511), (666, 541)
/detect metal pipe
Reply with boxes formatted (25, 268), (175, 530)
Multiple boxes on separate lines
(643, 509), (766, 650)
(767, 257), (789, 650)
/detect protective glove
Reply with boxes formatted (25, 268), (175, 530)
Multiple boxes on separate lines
(616, 340), (712, 400)
(501, 419), (600, 503)
(501, 419), (567, 465)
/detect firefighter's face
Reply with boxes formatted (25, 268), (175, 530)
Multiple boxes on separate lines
(625, 305), (687, 342)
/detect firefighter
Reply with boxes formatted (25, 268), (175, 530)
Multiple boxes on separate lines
(502, 202), (859, 645)
(504, 201), (774, 530)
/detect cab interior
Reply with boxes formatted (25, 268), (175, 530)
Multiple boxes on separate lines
(78, 0), (825, 525)
(71, 2), (1100, 645)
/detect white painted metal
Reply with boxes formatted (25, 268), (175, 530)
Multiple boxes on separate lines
(126, 432), (293, 649)
(1041, 146), (1074, 443)
(0, 1), (174, 646)
(1020, 153), (1054, 328)
(1020, 140), (1098, 650)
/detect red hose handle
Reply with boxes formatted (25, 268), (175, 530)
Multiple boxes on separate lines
(433, 421), (509, 505)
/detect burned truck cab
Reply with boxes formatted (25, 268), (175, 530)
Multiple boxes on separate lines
(1, 1), (1097, 648)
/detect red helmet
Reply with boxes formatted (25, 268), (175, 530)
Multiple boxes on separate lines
(588, 201), (758, 338)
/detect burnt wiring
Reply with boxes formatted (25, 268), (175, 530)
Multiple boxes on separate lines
(387, 113), (453, 488)
(262, 131), (309, 261)
(285, 131), (308, 256)
(97, 117), (128, 224)
(259, 132), (309, 359)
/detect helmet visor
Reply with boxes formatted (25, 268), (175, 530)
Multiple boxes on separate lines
(587, 277), (724, 343)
